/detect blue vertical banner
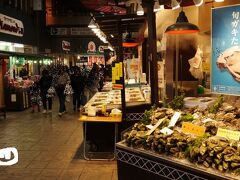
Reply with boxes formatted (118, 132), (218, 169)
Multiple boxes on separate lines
(212, 5), (240, 95)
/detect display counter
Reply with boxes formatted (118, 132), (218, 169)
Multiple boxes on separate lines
(79, 115), (122, 160)
(82, 85), (151, 115)
(116, 141), (238, 180)
(5, 87), (31, 111)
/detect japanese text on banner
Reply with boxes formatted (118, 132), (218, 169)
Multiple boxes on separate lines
(231, 11), (240, 45)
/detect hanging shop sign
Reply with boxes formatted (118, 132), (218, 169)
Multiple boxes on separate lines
(0, 13), (24, 37)
(212, 5), (240, 95)
(62, 40), (70, 51)
(87, 55), (104, 66)
(98, 45), (107, 53)
(50, 27), (92, 36)
(87, 41), (96, 53)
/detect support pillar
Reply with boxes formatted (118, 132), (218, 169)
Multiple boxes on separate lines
(144, 1), (159, 106)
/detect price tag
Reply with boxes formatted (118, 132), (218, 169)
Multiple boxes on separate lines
(216, 128), (240, 141)
(146, 124), (154, 129)
(160, 127), (173, 135)
(182, 122), (206, 136)
(146, 118), (165, 136)
(168, 112), (181, 127)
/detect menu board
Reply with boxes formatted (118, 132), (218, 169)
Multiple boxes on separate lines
(212, 5), (240, 95)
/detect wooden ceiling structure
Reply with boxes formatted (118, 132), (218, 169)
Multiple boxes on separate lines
(89, 0), (208, 46)
(94, 14), (146, 46)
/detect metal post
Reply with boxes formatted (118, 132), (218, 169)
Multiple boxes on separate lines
(117, 21), (126, 121)
(144, 1), (159, 106)
(175, 35), (179, 96)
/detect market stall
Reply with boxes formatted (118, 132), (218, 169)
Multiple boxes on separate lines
(118, 96), (240, 180)
(79, 82), (151, 160)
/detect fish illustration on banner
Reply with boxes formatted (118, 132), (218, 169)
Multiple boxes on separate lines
(212, 5), (240, 95)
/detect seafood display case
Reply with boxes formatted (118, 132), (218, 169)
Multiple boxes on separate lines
(82, 86), (151, 116)
(116, 96), (240, 180)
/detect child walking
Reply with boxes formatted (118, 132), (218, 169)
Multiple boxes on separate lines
(30, 78), (41, 113)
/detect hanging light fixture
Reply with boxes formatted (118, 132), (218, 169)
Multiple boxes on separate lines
(193, 0), (203, 6)
(154, 1), (164, 12)
(122, 32), (138, 48)
(165, 11), (199, 34)
(215, 0), (224, 2)
(88, 19), (97, 29)
(136, 3), (144, 16)
(171, 0), (180, 10)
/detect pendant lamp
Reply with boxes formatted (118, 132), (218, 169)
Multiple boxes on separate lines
(122, 32), (138, 48)
(165, 11), (199, 34)
(88, 19), (97, 29)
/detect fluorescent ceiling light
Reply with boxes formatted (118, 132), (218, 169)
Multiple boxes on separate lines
(91, 27), (100, 32)
(0, 41), (11, 46)
(171, 0), (180, 10)
(136, 3), (144, 16)
(154, 1), (163, 12)
(215, 0), (224, 2)
(13, 43), (24, 48)
(88, 19), (97, 29)
(193, 0), (203, 6)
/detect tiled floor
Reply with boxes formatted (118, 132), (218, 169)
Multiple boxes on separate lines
(0, 102), (117, 180)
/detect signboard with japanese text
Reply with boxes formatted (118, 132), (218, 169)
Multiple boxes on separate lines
(0, 13), (24, 37)
(212, 5), (240, 95)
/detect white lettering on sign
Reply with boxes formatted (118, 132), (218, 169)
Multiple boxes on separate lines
(231, 11), (240, 45)
(0, 14), (24, 37)
(0, 147), (18, 166)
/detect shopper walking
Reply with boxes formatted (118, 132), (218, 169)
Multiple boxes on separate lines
(30, 77), (41, 113)
(99, 64), (105, 91)
(55, 67), (70, 117)
(39, 69), (53, 114)
(70, 67), (85, 111)
(82, 63), (100, 105)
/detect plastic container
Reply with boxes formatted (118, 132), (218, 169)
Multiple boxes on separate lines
(88, 106), (96, 116)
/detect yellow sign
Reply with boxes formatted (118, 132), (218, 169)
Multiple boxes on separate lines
(216, 128), (240, 141)
(112, 66), (116, 84)
(119, 62), (123, 77)
(182, 122), (206, 136)
(115, 63), (120, 80)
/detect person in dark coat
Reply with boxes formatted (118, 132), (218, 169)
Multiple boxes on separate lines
(55, 67), (70, 116)
(70, 67), (85, 111)
(39, 69), (53, 114)
(82, 63), (100, 105)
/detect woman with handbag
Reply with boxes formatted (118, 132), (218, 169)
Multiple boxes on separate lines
(39, 69), (53, 114)
(55, 67), (70, 117)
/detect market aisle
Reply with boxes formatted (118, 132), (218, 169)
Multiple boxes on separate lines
(0, 101), (117, 180)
